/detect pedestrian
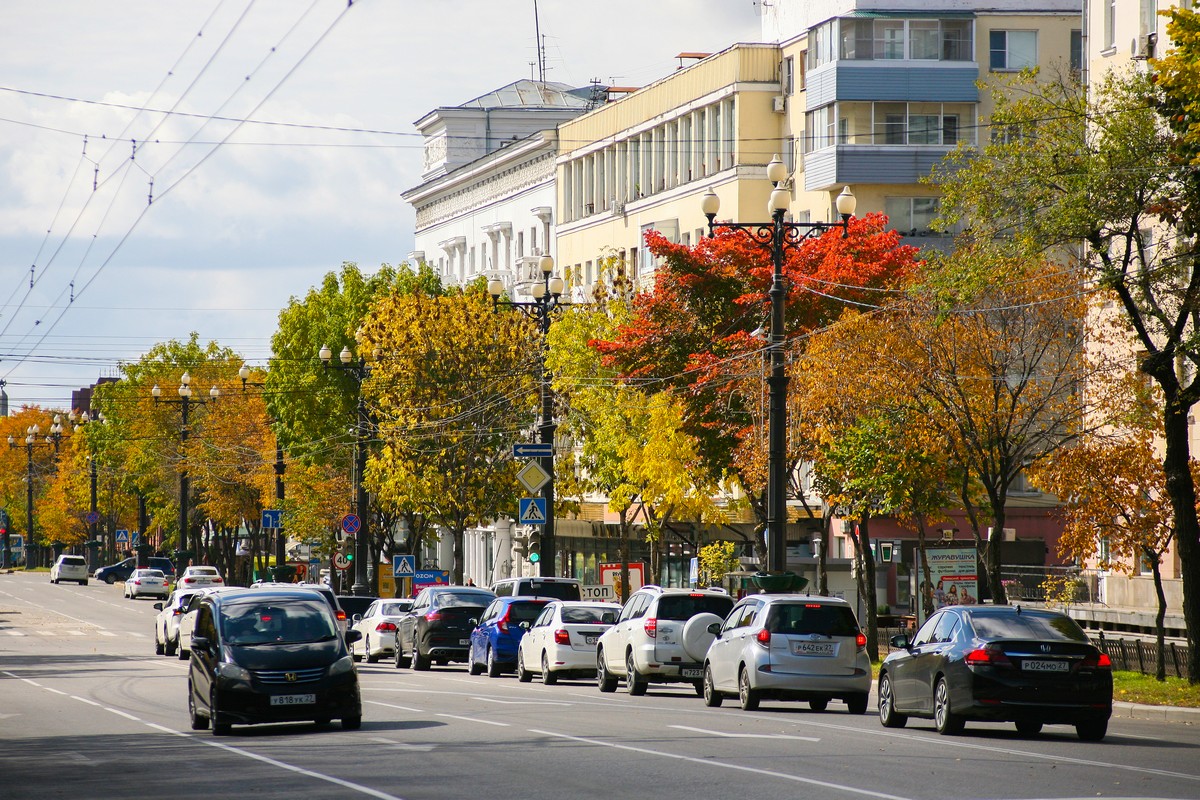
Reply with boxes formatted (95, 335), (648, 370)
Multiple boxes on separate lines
(466, 578), (476, 587)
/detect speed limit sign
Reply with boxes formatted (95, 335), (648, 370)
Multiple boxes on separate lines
(333, 553), (352, 571)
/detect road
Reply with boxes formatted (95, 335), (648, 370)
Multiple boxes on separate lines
(2, 570), (1199, 800)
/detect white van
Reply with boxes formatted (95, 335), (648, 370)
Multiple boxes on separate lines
(490, 576), (582, 601)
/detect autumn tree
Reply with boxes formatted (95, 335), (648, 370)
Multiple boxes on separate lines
(932, 62), (1200, 677)
(0, 406), (64, 566)
(596, 216), (917, 567)
(360, 287), (537, 585)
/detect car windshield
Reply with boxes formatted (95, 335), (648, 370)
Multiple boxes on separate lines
(969, 610), (1089, 642)
(61, 557), (85, 566)
(222, 599), (337, 645)
(520, 581), (579, 600)
(435, 591), (495, 608)
(508, 602), (548, 623)
(561, 607), (614, 624)
(136, 570), (164, 578)
(189, 567), (218, 576)
(765, 603), (860, 636)
(337, 597), (376, 617)
(656, 594), (735, 621)
(381, 602), (411, 616)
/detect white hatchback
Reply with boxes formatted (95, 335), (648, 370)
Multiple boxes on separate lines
(50, 554), (88, 585)
(350, 598), (413, 663)
(124, 568), (169, 600)
(178, 565), (225, 589)
(701, 594), (871, 713)
(517, 601), (618, 684)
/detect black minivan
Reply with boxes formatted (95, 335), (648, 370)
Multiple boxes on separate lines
(187, 587), (363, 735)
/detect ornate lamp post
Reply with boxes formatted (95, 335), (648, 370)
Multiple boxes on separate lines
(153, 373), (219, 563)
(702, 160), (856, 574)
(70, 410), (106, 571)
(488, 255), (567, 578)
(318, 344), (371, 595)
(239, 362), (288, 575)
(7, 416), (64, 569)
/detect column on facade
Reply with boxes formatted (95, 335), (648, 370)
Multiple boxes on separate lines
(722, 98), (735, 167)
(614, 141), (627, 208)
(583, 152), (594, 215)
(707, 103), (719, 174)
(532, 207), (552, 262)
(597, 148), (608, 212)
(563, 165), (574, 224)
(495, 222), (513, 274)
(484, 226), (501, 274)
(492, 519), (513, 583)
(690, 110), (702, 183)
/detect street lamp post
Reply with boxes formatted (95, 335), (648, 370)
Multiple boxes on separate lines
(318, 345), (371, 596)
(488, 255), (567, 578)
(702, 159), (855, 573)
(7, 416), (64, 569)
(239, 363), (288, 573)
(71, 410), (105, 570)
(153, 373), (219, 564)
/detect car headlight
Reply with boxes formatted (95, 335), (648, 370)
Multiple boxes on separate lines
(328, 656), (355, 677)
(218, 662), (251, 682)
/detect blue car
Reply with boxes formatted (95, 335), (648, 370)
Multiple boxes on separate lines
(468, 596), (551, 677)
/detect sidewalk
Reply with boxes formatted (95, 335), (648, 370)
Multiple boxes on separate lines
(1113, 701), (1200, 723)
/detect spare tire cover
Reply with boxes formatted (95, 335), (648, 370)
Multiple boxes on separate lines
(681, 613), (725, 662)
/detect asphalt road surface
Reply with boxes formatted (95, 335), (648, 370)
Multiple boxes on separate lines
(2, 570), (1199, 800)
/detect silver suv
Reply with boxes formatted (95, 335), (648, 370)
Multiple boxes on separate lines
(596, 585), (734, 695)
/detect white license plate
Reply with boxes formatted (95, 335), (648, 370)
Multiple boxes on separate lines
(1023, 659), (1069, 672)
(681, 668), (702, 678)
(791, 641), (836, 656)
(459, 638), (469, 646)
(585, 635), (598, 645)
(270, 694), (316, 706)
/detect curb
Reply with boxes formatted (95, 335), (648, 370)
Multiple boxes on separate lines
(1113, 701), (1200, 723)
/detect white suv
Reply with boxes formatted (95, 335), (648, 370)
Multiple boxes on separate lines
(50, 554), (89, 585)
(596, 586), (734, 695)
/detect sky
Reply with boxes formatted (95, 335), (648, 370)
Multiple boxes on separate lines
(0, 0), (762, 412)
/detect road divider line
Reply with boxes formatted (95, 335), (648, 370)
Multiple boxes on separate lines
(365, 700), (424, 713)
(669, 724), (820, 742)
(105, 707), (140, 721)
(528, 728), (913, 800)
(71, 695), (102, 707)
(473, 697), (571, 706)
(438, 713), (509, 727)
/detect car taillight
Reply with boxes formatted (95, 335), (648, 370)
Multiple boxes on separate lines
(644, 617), (657, 638)
(336, 609), (346, 622)
(182, 578), (193, 584)
(554, 629), (571, 645)
(856, 632), (867, 651)
(1081, 652), (1112, 669)
(213, 577), (223, 583)
(498, 608), (512, 634)
(376, 621), (397, 633)
(424, 611), (441, 622)
(965, 646), (1013, 667)
(755, 628), (771, 646)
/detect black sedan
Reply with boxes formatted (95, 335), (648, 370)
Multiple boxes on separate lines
(877, 605), (1112, 741)
(394, 586), (496, 670)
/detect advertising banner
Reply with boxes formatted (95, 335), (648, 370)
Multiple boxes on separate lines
(926, 547), (979, 606)
(599, 562), (644, 600)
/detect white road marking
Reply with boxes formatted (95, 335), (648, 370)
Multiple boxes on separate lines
(105, 707), (140, 721)
(528, 728), (913, 800)
(437, 713), (509, 727)
(567, 691), (629, 702)
(71, 695), (102, 707)
(365, 700), (424, 713)
(670, 724), (821, 742)
(369, 736), (435, 752)
(473, 696), (571, 706)
(3, 631), (25, 636)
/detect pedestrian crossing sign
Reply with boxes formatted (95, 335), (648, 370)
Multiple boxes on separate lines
(518, 497), (547, 525)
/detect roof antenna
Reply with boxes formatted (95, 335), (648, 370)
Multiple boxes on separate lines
(533, 0), (545, 82)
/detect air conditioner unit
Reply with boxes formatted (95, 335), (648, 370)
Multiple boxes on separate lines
(772, 95), (786, 113)
(1131, 33), (1156, 60)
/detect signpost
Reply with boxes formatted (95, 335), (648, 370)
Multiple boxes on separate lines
(392, 554), (416, 578)
(518, 497), (547, 525)
(516, 461), (550, 495)
(340, 513), (361, 536)
(261, 509), (282, 530)
(333, 552), (352, 571)
(512, 442), (553, 459)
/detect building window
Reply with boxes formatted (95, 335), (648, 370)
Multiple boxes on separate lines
(876, 20), (906, 59)
(990, 30), (1037, 71)
(910, 20), (940, 59)
(884, 196), (944, 236)
(840, 18), (973, 62)
(1070, 30), (1083, 72)
(942, 20), (972, 60)
(1105, 0), (1117, 48)
(782, 56), (794, 94)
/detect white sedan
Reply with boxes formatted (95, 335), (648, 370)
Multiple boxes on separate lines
(153, 589), (201, 656)
(177, 565), (224, 589)
(350, 598), (413, 663)
(517, 601), (618, 684)
(123, 569), (169, 600)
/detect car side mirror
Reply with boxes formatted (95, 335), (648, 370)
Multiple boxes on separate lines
(890, 634), (911, 650)
(153, 602), (164, 611)
(352, 614), (363, 624)
(468, 618), (479, 627)
(345, 630), (362, 645)
(707, 622), (722, 636)
(519, 621), (530, 631)
(191, 636), (211, 653)
(602, 613), (616, 624)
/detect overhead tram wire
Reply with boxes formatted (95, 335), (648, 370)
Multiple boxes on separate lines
(0, 1), (359, 387)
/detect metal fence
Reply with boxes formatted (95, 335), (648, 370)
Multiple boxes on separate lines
(999, 565), (1099, 604)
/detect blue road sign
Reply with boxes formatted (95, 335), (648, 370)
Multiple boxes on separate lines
(131, 532), (140, 546)
(392, 554), (416, 578)
(518, 497), (547, 525)
(85, 511), (100, 525)
(115, 529), (129, 543)
(513, 442), (553, 459)
(340, 513), (361, 535)
(261, 509), (282, 530)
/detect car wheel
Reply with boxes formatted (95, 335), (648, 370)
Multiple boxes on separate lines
(626, 653), (647, 696)
(365, 637), (379, 664)
(155, 636), (165, 656)
(809, 698), (829, 712)
(702, 665), (723, 707)
(738, 666), (760, 711)
(1015, 720), (1043, 737)
(411, 648), (431, 671)
(517, 653), (533, 683)
(933, 677), (964, 735)
(468, 646), (484, 675)
(165, 636), (178, 657)
(394, 645), (407, 670)
(597, 650), (617, 693)
(178, 644), (189, 661)
(342, 716), (362, 730)
(846, 693), (868, 715)
(188, 682), (209, 730)
(877, 673), (907, 728)
(541, 653), (558, 686)
(211, 690), (230, 736)
(81, 580), (88, 586)
(1076, 719), (1108, 742)
(104, 575), (116, 585)
(314, 717), (331, 727)
(50, 577), (57, 584)
(486, 647), (502, 678)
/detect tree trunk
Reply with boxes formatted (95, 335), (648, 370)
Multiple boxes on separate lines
(914, 513), (934, 618)
(1150, 552), (1168, 682)
(451, 527), (464, 585)
(618, 507), (632, 604)
(817, 513), (830, 596)
(1161, 395), (1200, 683)
(986, 490), (1009, 605)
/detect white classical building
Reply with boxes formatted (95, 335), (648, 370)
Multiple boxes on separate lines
(402, 80), (599, 299)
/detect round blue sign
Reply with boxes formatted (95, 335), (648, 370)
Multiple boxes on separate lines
(340, 513), (361, 535)
(85, 511), (100, 525)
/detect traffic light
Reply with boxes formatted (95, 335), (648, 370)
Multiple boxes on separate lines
(512, 534), (529, 560)
(0, 508), (8, 536)
(527, 531), (542, 564)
